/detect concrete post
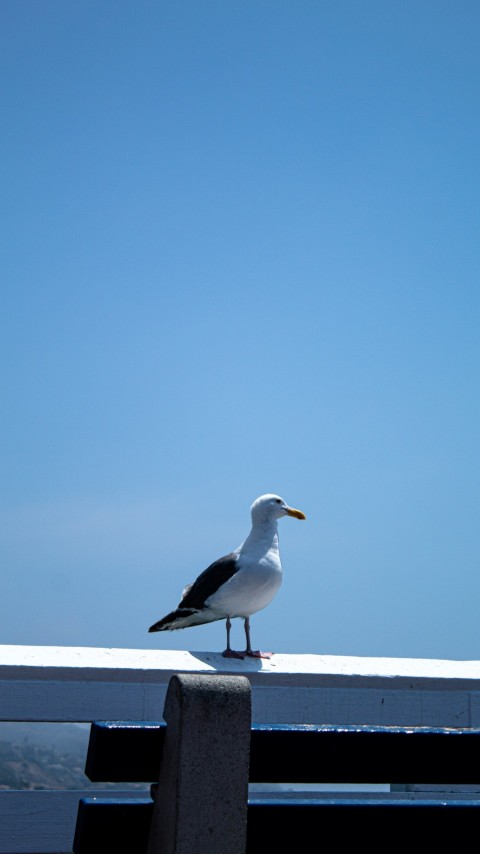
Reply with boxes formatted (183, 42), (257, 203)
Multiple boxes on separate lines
(146, 673), (251, 854)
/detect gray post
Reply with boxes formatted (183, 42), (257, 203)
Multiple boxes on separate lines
(147, 673), (251, 854)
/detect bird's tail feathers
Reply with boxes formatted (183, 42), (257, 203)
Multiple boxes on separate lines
(148, 608), (198, 633)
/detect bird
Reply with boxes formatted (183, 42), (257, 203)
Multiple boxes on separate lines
(148, 493), (306, 659)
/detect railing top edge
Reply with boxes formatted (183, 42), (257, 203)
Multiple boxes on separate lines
(1, 644), (480, 685)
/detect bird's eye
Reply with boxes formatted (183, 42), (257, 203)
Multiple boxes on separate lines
(275, 499), (282, 504)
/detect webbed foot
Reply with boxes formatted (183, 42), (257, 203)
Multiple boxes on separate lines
(222, 649), (246, 659)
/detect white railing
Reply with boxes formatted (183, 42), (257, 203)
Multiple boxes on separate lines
(2, 644), (480, 853)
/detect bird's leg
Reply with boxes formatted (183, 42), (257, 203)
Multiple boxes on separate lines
(244, 617), (274, 659)
(222, 617), (245, 659)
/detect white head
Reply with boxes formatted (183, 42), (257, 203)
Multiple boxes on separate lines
(250, 494), (306, 524)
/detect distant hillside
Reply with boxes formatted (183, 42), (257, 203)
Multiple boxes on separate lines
(0, 723), (90, 790)
(0, 723), (146, 790)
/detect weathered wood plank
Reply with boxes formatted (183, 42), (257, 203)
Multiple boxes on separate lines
(245, 799), (480, 850)
(0, 790), (147, 854)
(1, 789), (479, 854)
(3, 677), (478, 726)
(84, 721), (480, 785)
(2, 645), (480, 725)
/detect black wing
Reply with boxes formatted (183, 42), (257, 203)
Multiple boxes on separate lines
(179, 552), (240, 609)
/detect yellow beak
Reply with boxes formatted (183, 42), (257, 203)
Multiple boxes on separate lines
(285, 506), (306, 520)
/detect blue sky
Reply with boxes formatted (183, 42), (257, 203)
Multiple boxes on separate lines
(1, 1), (479, 660)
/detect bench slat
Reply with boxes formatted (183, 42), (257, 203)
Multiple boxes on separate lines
(85, 721), (165, 782)
(246, 799), (480, 849)
(74, 799), (153, 854)
(85, 722), (480, 784)
(73, 796), (480, 854)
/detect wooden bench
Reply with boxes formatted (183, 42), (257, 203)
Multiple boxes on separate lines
(73, 673), (480, 853)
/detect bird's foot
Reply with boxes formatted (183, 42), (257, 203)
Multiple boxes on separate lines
(245, 650), (274, 659)
(222, 649), (246, 659)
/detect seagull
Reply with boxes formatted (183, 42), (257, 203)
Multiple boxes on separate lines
(148, 493), (306, 659)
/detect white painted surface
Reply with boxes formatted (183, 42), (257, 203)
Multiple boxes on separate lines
(2, 644), (480, 725)
(3, 643), (480, 679)
(2, 645), (480, 852)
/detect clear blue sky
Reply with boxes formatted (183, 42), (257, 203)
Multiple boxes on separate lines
(1, 0), (479, 660)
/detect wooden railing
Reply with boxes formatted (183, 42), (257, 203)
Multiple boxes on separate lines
(1, 644), (480, 853)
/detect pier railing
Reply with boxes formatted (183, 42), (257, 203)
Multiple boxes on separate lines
(2, 644), (480, 853)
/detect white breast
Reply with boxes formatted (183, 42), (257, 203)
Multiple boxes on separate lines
(206, 550), (283, 618)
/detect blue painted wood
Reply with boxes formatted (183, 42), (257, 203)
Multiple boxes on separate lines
(74, 722), (480, 853)
(85, 721), (165, 782)
(74, 796), (480, 854)
(85, 721), (480, 784)
(246, 799), (480, 850)
(74, 798), (153, 854)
